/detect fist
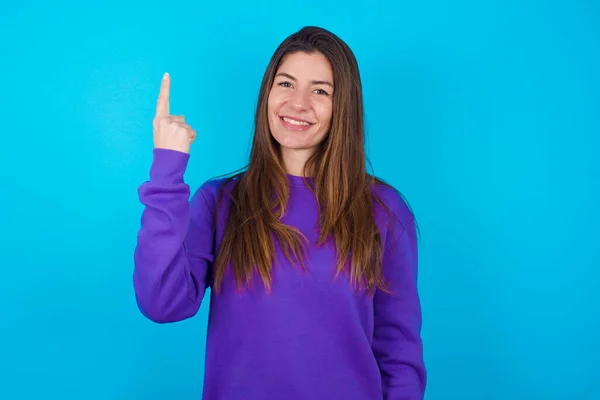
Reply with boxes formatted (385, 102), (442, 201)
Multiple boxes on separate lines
(153, 73), (197, 154)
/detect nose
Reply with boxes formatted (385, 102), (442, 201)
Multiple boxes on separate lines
(290, 88), (310, 111)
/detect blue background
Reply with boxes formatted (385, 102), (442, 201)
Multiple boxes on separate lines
(1, 0), (598, 399)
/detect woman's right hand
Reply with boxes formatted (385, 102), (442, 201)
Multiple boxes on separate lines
(153, 73), (197, 154)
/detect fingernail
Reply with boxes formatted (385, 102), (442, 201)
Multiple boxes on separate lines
(163, 72), (169, 79)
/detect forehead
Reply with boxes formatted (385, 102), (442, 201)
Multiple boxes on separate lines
(276, 51), (333, 80)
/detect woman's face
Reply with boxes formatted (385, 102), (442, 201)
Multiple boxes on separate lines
(267, 51), (334, 172)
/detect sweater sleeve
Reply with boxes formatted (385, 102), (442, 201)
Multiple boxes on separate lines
(373, 196), (427, 399)
(132, 148), (214, 323)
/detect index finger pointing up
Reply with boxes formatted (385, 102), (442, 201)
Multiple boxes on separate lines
(155, 72), (170, 118)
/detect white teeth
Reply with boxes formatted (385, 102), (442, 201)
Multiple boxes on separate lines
(283, 117), (310, 126)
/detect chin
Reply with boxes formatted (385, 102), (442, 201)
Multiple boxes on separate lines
(269, 119), (326, 152)
(277, 137), (312, 150)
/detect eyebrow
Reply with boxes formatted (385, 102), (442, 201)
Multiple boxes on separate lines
(275, 72), (334, 88)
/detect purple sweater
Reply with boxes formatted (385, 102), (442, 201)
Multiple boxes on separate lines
(133, 148), (426, 400)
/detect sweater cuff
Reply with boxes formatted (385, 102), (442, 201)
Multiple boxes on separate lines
(149, 148), (190, 184)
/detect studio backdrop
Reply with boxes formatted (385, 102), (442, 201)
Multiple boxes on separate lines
(0, 0), (598, 399)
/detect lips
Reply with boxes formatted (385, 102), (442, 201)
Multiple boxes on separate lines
(280, 115), (314, 125)
(278, 115), (315, 132)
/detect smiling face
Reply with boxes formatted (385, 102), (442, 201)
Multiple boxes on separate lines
(267, 51), (334, 176)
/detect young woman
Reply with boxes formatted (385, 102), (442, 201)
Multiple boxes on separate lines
(134, 26), (426, 400)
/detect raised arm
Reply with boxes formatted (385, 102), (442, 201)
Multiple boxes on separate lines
(133, 149), (214, 323)
(132, 73), (212, 323)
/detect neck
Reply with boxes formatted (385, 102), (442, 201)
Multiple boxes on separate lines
(281, 147), (314, 177)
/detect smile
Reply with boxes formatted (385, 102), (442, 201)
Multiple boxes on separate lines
(279, 115), (315, 132)
(281, 116), (313, 126)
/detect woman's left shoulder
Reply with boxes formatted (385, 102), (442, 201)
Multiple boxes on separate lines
(370, 178), (416, 227)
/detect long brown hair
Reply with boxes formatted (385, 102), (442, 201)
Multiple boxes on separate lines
(212, 26), (407, 294)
